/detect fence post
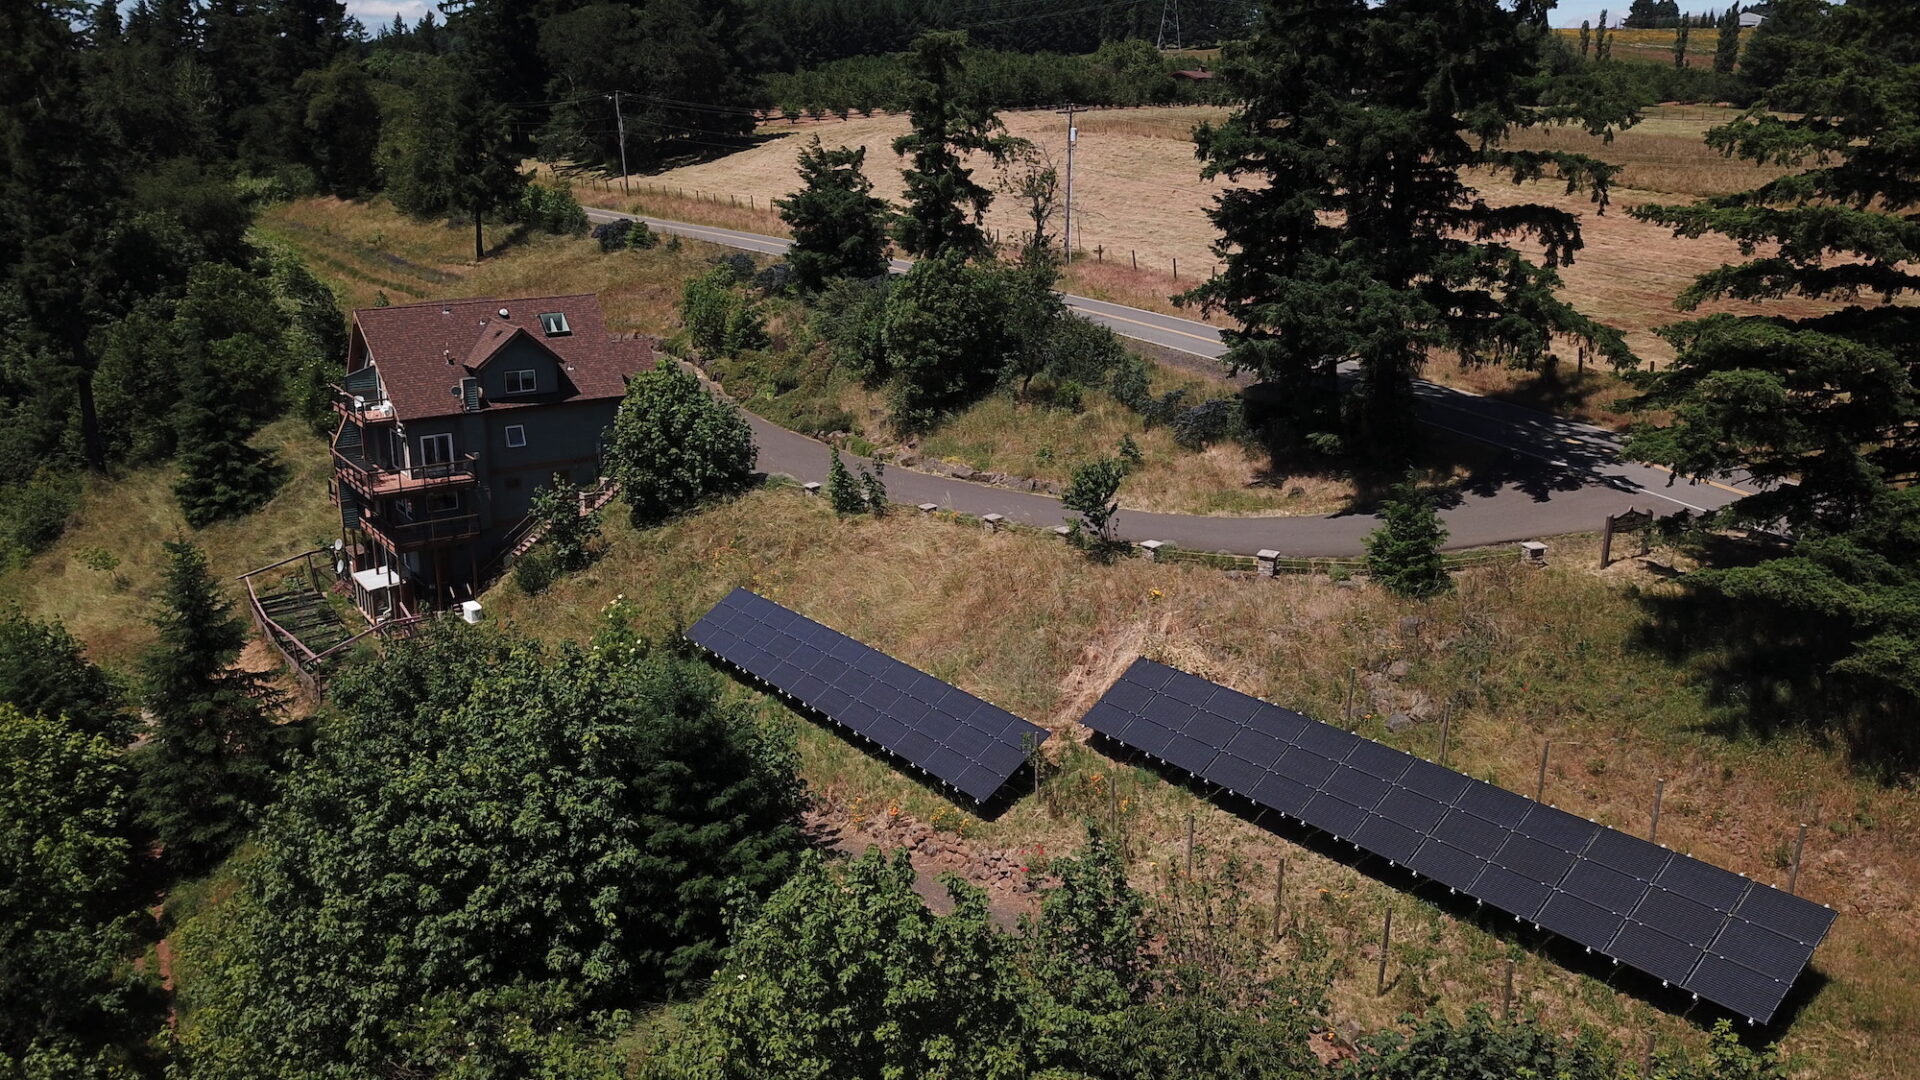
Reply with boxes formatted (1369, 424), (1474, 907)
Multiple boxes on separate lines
(1438, 701), (1452, 766)
(1788, 822), (1807, 893)
(1343, 667), (1356, 724)
(1376, 908), (1393, 995)
(1273, 858), (1285, 940)
(1650, 778), (1665, 842)
(1131, 249), (1138, 270)
(1185, 812), (1195, 876)
(1502, 958), (1515, 1018)
(1172, 256), (1178, 280)
(1535, 740), (1551, 800)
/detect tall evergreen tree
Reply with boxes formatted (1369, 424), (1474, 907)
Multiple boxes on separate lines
(135, 541), (287, 873)
(1182, 0), (1633, 457)
(890, 31), (1017, 260)
(0, 609), (131, 744)
(382, 61), (525, 260)
(171, 354), (286, 527)
(777, 136), (891, 290)
(1628, 0), (1920, 757)
(1713, 5), (1743, 73)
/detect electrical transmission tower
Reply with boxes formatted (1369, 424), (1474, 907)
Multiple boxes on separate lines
(1156, 0), (1182, 50)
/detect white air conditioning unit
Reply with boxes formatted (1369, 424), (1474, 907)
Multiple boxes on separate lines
(459, 600), (484, 624)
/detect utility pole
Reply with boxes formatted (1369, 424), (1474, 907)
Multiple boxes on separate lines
(610, 92), (630, 196)
(1055, 103), (1077, 264)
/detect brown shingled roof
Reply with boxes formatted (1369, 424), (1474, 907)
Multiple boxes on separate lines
(351, 294), (654, 421)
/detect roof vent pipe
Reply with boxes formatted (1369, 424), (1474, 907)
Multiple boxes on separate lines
(498, 308), (510, 319)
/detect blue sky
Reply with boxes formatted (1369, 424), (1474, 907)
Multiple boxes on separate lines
(340, 1), (1626, 35)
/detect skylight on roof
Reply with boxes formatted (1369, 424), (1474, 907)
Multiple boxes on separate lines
(538, 311), (571, 337)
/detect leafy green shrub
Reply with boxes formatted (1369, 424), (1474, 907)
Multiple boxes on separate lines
(1108, 356), (1153, 413)
(593, 219), (653, 252)
(1171, 398), (1240, 449)
(1064, 457), (1126, 545)
(513, 546), (558, 595)
(1364, 477), (1453, 599)
(1117, 434), (1144, 473)
(881, 252), (1012, 431)
(826, 448), (885, 516)
(1, 469), (81, 555)
(172, 624), (807, 1077)
(517, 179), (589, 234)
(681, 266), (769, 358)
(715, 252), (756, 283)
(813, 276), (894, 384)
(607, 363), (758, 526)
(1051, 379), (1086, 413)
(529, 475), (603, 574)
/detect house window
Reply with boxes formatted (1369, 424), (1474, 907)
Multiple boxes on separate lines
(504, 369), (537, 394)
(505, 425), (527, 448)
(418, 433), (454, 467)
(427, 492), (461, 514)
(539, 312), (571, 336)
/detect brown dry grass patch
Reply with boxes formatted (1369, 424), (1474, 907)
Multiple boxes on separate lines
(627, 105), (1852, 378)
(0, 420), (337, 671)
(488, 487), (1919, 1080)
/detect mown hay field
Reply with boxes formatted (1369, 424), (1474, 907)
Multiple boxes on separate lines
(605, 104), (1834, 375)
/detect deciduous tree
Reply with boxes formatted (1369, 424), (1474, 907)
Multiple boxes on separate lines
(0, 705), (146, 1070)
(173, 624), (805, 1077)
(607, 363), (757, 525)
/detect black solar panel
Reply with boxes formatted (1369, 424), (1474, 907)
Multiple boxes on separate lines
(1078, 658), (1837, 1024)
(686, 589), (1048, 803)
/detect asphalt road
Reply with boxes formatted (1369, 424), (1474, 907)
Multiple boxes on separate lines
(588, 207), (1752, 556)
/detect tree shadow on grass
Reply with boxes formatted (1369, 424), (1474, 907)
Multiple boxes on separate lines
(1628, 535), (1920, 778)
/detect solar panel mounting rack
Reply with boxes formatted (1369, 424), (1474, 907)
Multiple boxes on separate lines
(686, 588), (1048, 804)
(1079, 658), (1835, 1025)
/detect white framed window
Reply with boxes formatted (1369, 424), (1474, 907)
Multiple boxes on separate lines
(427, 492), (461, 514)
(504, 369), (537, 394)
(418, 433), (454, 466)
(505, 425), (527, 448)
(538, 312), (571, 336)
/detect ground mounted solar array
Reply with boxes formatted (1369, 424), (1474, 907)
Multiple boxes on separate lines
(1080, 658), (1836, 1025)
(686, 588), (1049, 803)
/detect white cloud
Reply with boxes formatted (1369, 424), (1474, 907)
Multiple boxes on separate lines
(346, 0), (433, 27)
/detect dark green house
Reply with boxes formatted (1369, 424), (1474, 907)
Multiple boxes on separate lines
(330, 294), (651, 617)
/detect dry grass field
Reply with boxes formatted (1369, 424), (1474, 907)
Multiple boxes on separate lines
(0, 419), (336, 670)
(610, 104), (1847, 406)
(1553, 25), (1724, 69)
(484, 486), (1920, 1080)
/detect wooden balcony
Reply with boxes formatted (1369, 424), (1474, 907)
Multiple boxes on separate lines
(334, 393), (397, 424)
(334, 450), (479, 497)
(358, 511), (481, 552)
